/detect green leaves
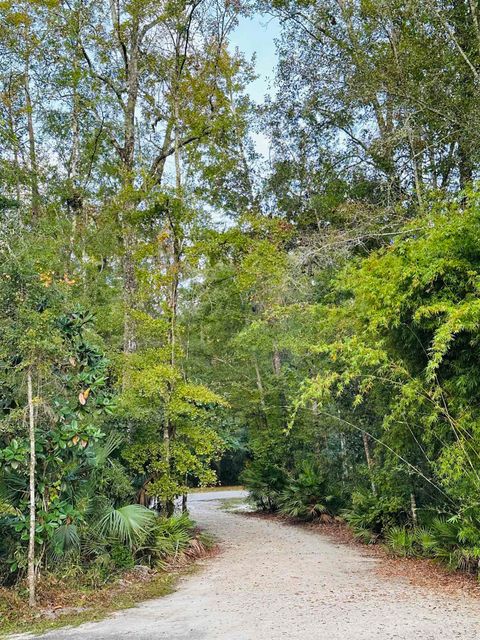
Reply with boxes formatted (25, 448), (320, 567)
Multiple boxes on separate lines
(0, 439), (28, 471)
(97, 504), (157, 548)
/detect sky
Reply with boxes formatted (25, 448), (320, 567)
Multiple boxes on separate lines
(165, 14), (279, 184)
(229, 14), (281, 156)
(230, 14), (280, 103)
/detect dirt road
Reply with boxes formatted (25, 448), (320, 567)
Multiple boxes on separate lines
(15, 490), (480, 639)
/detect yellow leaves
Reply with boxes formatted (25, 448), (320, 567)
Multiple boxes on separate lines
(156, 229), (170, 245)
(71, 435), (88, 447)
(63, 273), (76, 286)
(39, 271), (76, 287)
(5, 11), (31, 27)
(78, 388), (90, 405)
(39, 271), (54, 287)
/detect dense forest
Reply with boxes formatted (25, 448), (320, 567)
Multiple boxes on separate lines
(2, 0), (480, 610)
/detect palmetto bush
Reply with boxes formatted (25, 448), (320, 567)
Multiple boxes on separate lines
(384, 526), (418, 557)
(384, 515), (480, 575)
(241, 461), (287, 512)
(278, 462), (343, 521)
(343, 491), (406, 543)
(137, 512), (197, 568)
(0, 429), (201, 585)
(419, 517), (480, 572)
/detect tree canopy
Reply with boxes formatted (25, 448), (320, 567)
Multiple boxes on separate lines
(3, 0), (480, 607)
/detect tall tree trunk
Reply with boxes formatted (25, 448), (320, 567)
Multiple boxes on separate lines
(6, 75), (21, 204)
(109, 9), (140, 365)
(272, 347), (282, 377)
(68, 46), (84, 275)
(253, 357), (269, 428)
(406, 124), (424, 210)
(27, 370), (36, 607)
(121, 223), (137, 359)
(452, 0), (476, 189)
(227, 85), (257, 209)
(162, 88), (183, 518)
(24, 61), (40, 218)
(458, 144), (474, 190)
(339, 432), (348, 480)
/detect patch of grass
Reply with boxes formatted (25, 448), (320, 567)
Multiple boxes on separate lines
(220, 496), (252, 513)
(0, 571), (174, 638)
(189, 485), (244, 493)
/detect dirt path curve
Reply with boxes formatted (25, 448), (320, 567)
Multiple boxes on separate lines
(17, 490), (480, 640)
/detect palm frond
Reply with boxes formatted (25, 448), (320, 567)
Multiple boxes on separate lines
(97, 504), (156, 547)
(51, 523), (81, 559)
(90, 433), (124, 469)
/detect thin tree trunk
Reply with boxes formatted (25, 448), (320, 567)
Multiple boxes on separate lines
(121, 223), (137, 359)
(272, 346), (282, 377)
(339, 432), (348, 480)
(174, 92), (181, 192)
(362, 432), (377, 496)
(253, 357), (268, 428)
(227, 85), (257, 208)
(469, 0), (480, 54)
(118, 12), (140, 366)
(24, 61), (40, 218)
(6, 76), (21, 204)
(162, 87), (183, 519)
(410, 492), (418, 526)
(27, 369), (36, 607)
(68, 81), (80, 188)
(68, 48), (84, 273)
(458, 143), (474, 190)
(406, 124), (424, 210)
(272, 346), (288, 430)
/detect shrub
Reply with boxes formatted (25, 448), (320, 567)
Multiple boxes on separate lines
(383, 515), (480, 576)
(241, 461), (286, 512)
(384, 526), (418, 557)
(420, 517), (480, 573)
(137, 512), (197, 567)
(278, 462), (343, 520)
(110, 545), (135, 570)
(343, 491), (406, 540)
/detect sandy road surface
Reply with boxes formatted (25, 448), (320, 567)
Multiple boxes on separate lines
(13, 490), (480, 640)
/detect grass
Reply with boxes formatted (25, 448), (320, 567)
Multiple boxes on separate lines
(220, 497), (251, 512)
(0, 571), (174, 638)
(189, 485), (244, 493)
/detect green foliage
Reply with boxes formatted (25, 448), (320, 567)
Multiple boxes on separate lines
(343, 492), (407, 539)
(278, 462), (343, 520)
(384, 526), (418, 558)
(97, 505), (157, 549)
(5, 0), (480, 603)
(138, 512), (196, 567)
(241, 462), (287, 512)
(384, 515), (480, 574)
(110, 545), (135, 571)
